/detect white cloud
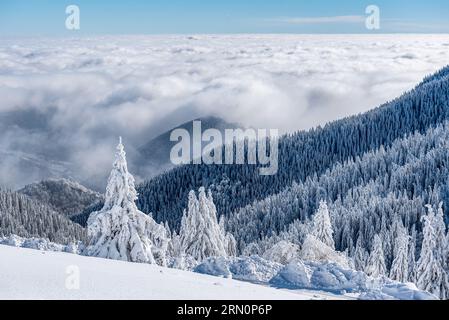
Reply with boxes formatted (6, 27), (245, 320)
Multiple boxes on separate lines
(0, 34), (448, 189)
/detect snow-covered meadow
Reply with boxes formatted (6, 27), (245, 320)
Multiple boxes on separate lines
(0, 244), (345, 300)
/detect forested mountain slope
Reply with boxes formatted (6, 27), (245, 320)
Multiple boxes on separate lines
(0, 189), (86, 244)
(136, 116), (241, 178)
(226, 121), (449, 255)
(19, 178), (102, 218)
(136, 66), (449, 229)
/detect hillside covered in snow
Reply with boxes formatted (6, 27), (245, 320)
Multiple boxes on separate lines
(0, 245), (346, 300)
(1, 244), (435, 300)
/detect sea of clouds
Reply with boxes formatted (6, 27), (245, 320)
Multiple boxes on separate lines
(0, 34), (448, 189)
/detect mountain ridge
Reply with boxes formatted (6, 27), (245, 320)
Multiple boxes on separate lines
(136, 65), (449, 230)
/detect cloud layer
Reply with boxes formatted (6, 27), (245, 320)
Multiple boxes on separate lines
(0, 34), (448, 189)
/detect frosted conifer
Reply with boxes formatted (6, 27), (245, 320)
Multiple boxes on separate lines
(86, 137), (169, 265)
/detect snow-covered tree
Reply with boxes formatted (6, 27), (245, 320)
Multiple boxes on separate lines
(311, 200), (335, 249)
(434, 203), (446, 259)
(86, 137), (169, 265)
(416, 205), (443, 297)
(300, 234), (350, 268)
(262, 240), (300, 265)
(389, 224), (409, 282)
(407, 228), (417, 282)
(179, 187), (236, 262)
(219, 215), (237, 257)
(434, 203), (449, 299)
(365, 234), (387, 278)
(443, 232), (449, 299)
(353, 235), (369, 271)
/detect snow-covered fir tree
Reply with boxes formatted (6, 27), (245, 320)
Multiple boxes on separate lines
(311, 200), (335, 249)
(219, 215), (237, 257)
(433, 203), (449, 299)
(178, 187), (236, 263)
(407, 228), (417, 283)
(365, 234), (387, 278)
(389, 224), (409, 282)
(353, 235), (368, 272)
(86, 137), (169, 265)
(416, 205), (443, 298)
(434, 203), (446, 261)
(443, 232), (449, 299)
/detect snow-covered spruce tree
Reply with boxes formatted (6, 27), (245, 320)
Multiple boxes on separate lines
(407, 228), (417, 283)
(389, 224), (409, 282)
(219, 215), (237, 257)
(434, 203), (446, 261)
(179, 187), (236, 263)
(311, 200), (335, 249)
(433, 203), (449, 299)
(416, 205), (443, 298)
(365, 234), (387, 278)
(443, 232), (449, 299)
(86, 137), (169, 265)
(353, 235), (369, 272)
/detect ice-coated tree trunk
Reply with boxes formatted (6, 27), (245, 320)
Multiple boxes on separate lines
(86, 137), (169, 265)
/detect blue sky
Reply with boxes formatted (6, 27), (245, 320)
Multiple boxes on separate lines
(1, 0), (449, 35)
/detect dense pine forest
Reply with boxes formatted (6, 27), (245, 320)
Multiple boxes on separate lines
(135, 66), (449, 230)
(0, 189), (86, 244)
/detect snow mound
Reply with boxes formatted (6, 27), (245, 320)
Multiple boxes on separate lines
(360, 282), (436, 300)
(194, 255), (283, 283)
(0, 234), (83, 254)
(270, 260), (366, 293)
(269, 260), (436, 300)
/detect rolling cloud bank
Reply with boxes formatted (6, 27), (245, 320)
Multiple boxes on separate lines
(0, 34), (448, 189)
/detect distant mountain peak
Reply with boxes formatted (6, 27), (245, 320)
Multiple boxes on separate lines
(19, 178), (103, 217)
(135, 116), (243, 178)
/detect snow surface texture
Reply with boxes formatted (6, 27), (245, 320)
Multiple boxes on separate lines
(0, 245), (346, 300)
(0, 235), (83, 254)
(270, 260), (435, 300)
(1, 35), (449, 189)
(86, 138), (169, 265)
(194, 256), (284, 283)
(194, 256), (435, 300)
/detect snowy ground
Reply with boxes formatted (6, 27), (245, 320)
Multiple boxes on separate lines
(0, 245), (348, 300)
